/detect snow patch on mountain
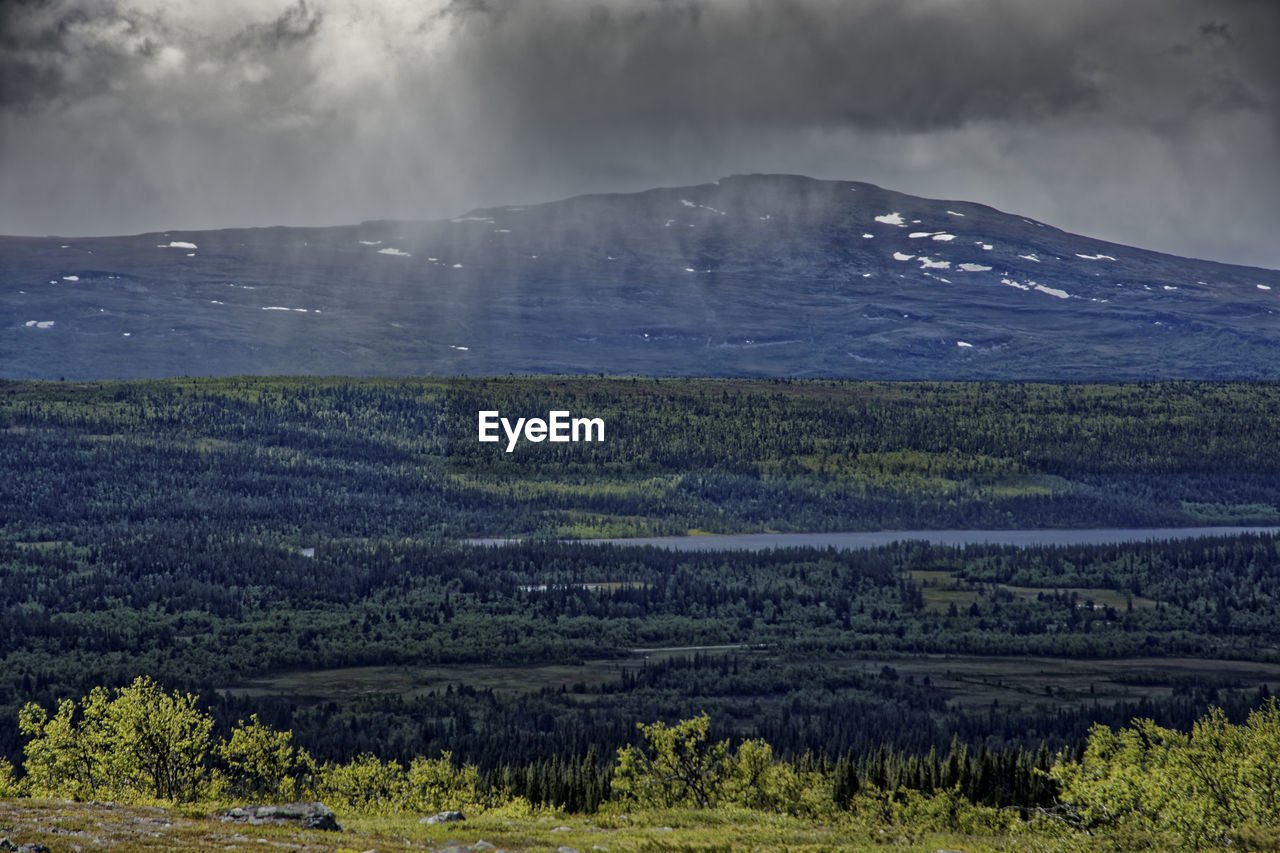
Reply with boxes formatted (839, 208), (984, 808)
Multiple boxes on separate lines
(680, 199), (726, 215)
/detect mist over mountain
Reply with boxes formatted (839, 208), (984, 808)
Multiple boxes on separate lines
(3, 174), (1277, 380)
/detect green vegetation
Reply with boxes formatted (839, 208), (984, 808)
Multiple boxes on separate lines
(7, 533), (1280, 777)
(3, 376), (1280, 848)
(3, 377), (1280, 543)
(9, 680), (1280, 850)
(19, 677), (213, 802)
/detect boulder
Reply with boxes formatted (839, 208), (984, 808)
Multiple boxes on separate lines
(420, 810), (466, 824)
(217, 802), (341, 831)
(0, 839), (52, 853)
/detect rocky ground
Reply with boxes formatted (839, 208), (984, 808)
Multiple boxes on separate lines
(0, 797), (1022, 852)
(0, 800), (518, 852)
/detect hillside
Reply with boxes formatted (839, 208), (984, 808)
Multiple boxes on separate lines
(4, 175), (1278, 380)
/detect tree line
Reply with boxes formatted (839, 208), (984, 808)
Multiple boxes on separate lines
(7, 678), (1280, 850)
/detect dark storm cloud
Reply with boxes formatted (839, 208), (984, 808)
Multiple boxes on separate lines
(438, 0), (1103, 133)
(0, 0), (1276, 268)
(0, 0), (155, 111)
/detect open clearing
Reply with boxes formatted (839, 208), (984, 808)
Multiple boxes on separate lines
(220, 647), (1280, 719)
(222, 658), (650, 700)
(846, 653), (1280, 711)
(908, 568), (1161, 612)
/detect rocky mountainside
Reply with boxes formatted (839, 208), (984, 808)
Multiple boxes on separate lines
(3, 173), (1277, 379)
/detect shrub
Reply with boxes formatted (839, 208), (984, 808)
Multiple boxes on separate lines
(613, 713), (730, 808)
(219, 714), (315, 802)
(406, 752), (482, 813)
(0, 757), (25, 797)
(1051, 700), (1280, 849)
(317, 753), (408, 814)
(20, 676), (214, 803)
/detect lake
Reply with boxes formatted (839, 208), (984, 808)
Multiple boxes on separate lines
(469, 526), (1280, 552)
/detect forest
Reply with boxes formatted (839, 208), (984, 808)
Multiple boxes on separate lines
(3, 376), (1280, 542)
(2, 376), (1280, 848)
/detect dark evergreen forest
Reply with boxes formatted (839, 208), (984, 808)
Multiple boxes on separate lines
(3, 376), (1280, 809)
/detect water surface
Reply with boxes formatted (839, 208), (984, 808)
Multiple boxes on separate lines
(470, 526), (1280, 552)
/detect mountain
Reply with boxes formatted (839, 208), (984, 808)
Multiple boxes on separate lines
(2, 173), (1277, 380)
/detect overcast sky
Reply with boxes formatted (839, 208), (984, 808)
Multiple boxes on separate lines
(2, 0), (1277, 268)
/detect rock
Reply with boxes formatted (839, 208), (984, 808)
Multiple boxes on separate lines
(473, 842), (497, 850)
(556, 847), (579, 853)
(419, 810), (467, 824)
(552, 825), (572, 832)
(216, 802), (341, 831)
(0, 840), (53, 853)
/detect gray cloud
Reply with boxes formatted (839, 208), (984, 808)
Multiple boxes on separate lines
(1, 0), (1276, 268)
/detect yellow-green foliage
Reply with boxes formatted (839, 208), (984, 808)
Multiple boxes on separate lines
(316, 753), (408, 814)
(1051, 699), (1280, 849)
(315, 752), (482, 816)
(888, 785), (1023, 837)
(405, 752), (482, 813)
(721, 739), (833, 819)
(0, 757), (25, 797)
(613, 713), (730, 808)
(219, 714), (314, 802)
(613, 715), (832, 817)
(19, 676), (214, 803)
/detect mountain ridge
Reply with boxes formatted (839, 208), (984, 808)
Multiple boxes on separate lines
(3, 173), (1277, 380)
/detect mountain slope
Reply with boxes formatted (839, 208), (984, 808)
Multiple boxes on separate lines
(3, 174), (1277, 379)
